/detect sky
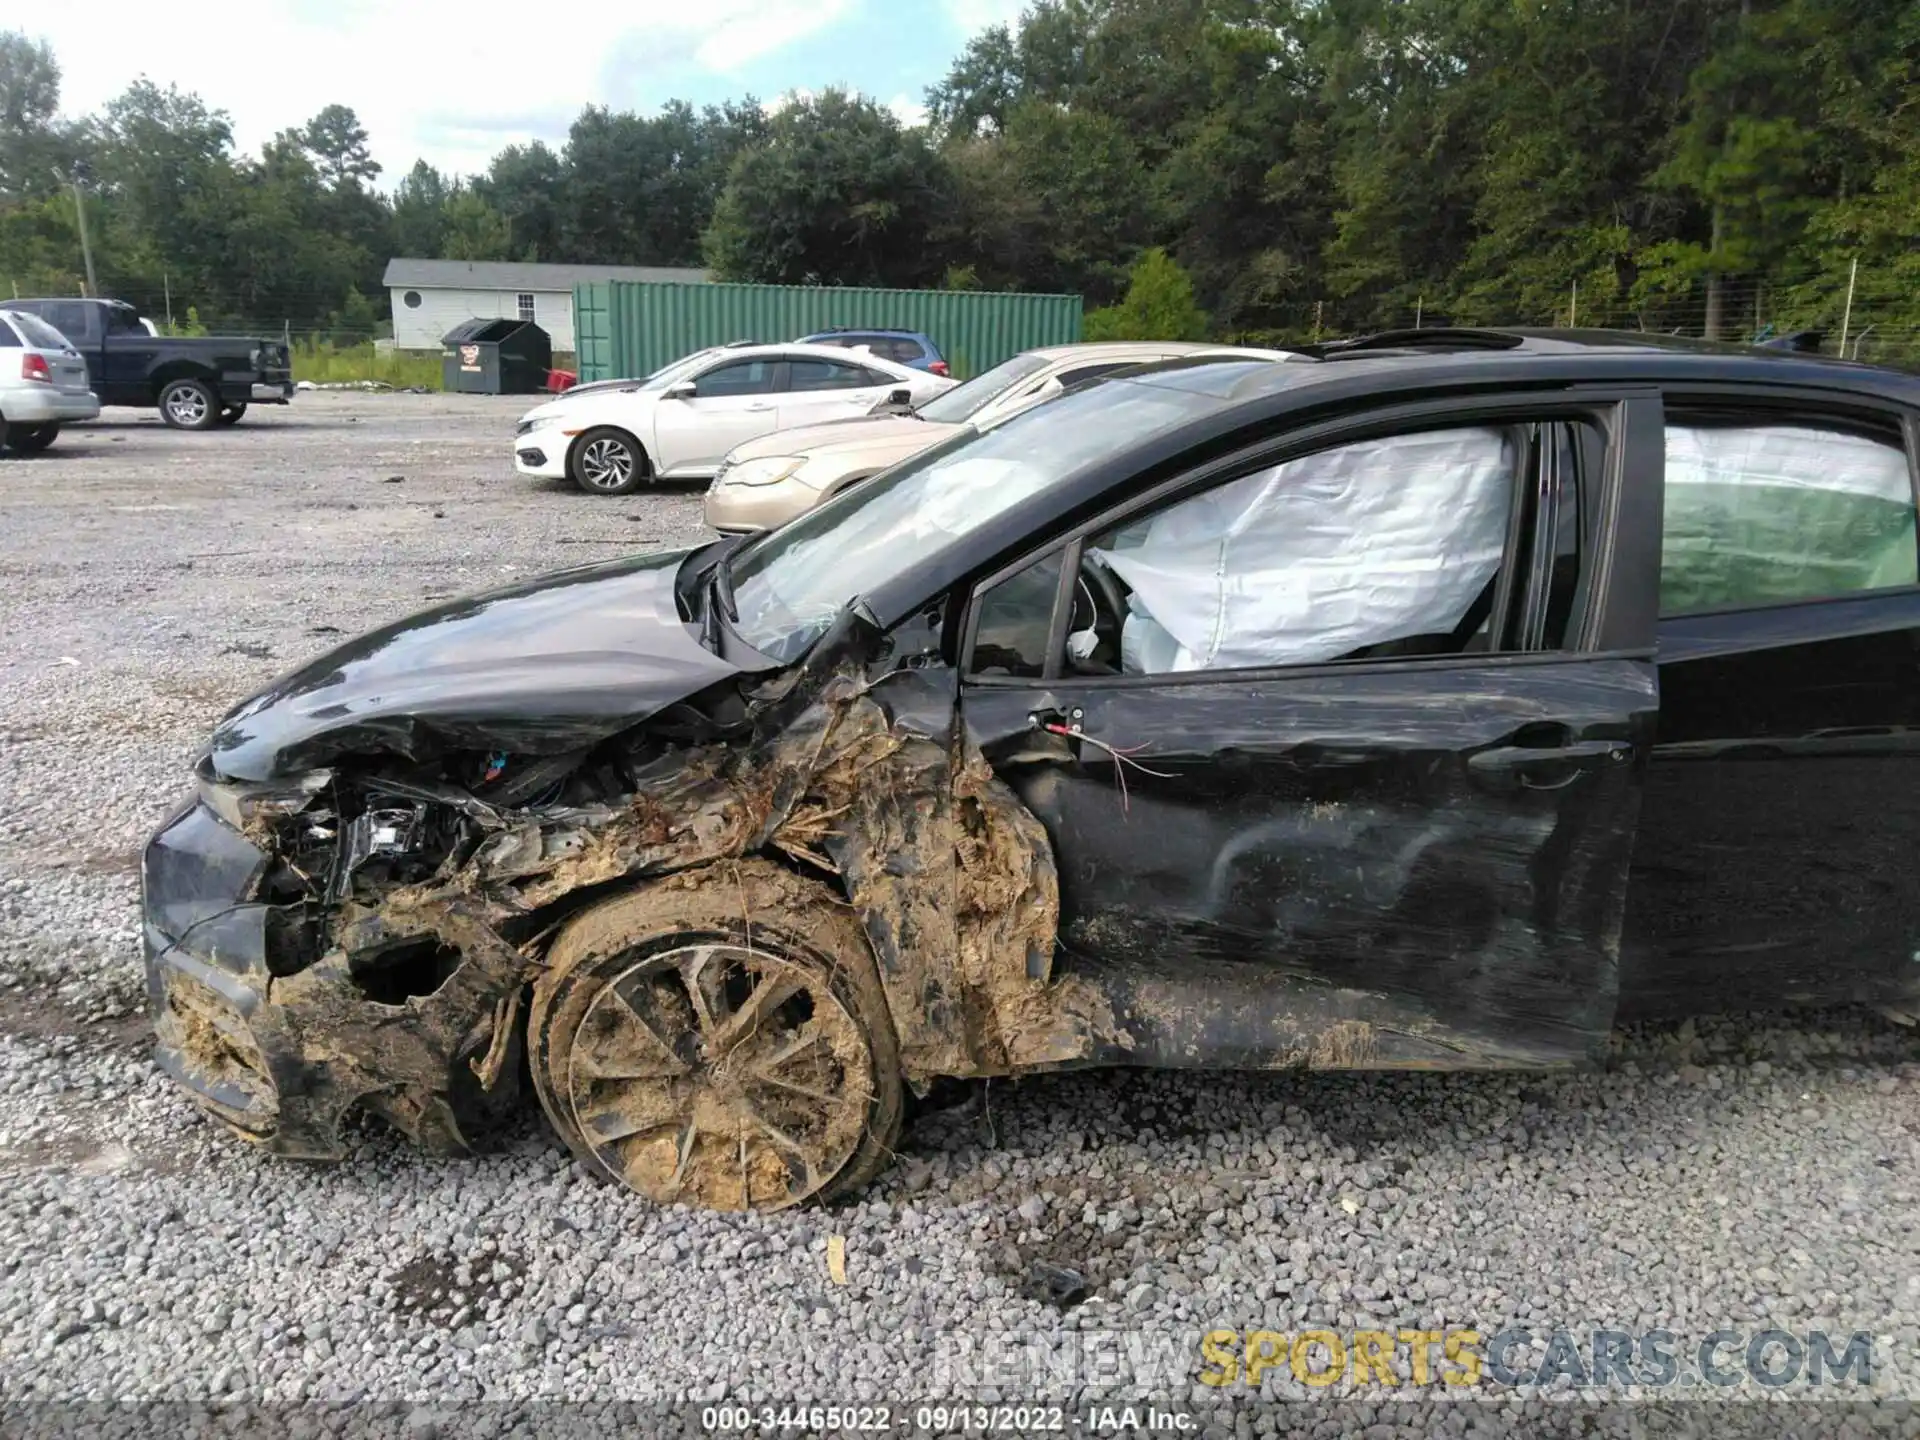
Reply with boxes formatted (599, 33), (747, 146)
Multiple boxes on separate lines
(16, 0), (1030, 183)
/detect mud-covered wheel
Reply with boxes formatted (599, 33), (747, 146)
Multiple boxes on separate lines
(528, 862), (902, 1211)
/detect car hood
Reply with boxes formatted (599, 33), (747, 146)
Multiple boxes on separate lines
(209, 546), (748, 781)
(727, 413), (959, 464)
(518, 388), (649, 427)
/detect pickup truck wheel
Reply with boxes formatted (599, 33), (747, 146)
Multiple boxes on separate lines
(215, 403), (247, 426)
(567, 427), (648, 495)
(4, 423), (59, 454)
(158, 378), (218, 430)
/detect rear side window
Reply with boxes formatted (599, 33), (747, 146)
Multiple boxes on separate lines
(42, 302), (91, 339)
(1660, 421), (1918, 616)
(0, 319), (17, 347)
(12, 312), (72, 349)
(787, 359), (882, 392)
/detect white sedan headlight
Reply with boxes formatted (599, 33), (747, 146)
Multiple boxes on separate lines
(721, 456), (806, 487)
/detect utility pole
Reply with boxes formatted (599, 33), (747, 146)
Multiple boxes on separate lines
(67, 178), (98, 297)
(1839, 257), (1858, 354)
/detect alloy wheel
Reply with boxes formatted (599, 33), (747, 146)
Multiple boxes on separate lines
(578, 437), (633, 491)
(165, 384), (210, 427)
(563, 941), (875, 1211)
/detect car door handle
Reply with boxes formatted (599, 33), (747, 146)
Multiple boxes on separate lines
(1469, 740), (1632, 789)
(746, 403), (774, 412)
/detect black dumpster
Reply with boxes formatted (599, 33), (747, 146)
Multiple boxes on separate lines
(440, 318), (553, 394)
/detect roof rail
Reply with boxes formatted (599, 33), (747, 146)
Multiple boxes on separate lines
(1316, 327), (1525, 357)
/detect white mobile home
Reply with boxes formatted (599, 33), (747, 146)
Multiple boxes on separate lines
(383, 259), (710, 354)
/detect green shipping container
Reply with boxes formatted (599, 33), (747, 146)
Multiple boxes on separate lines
(572, 280), (1082, 383)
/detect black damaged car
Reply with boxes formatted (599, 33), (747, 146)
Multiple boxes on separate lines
(144, 329), (1920, 1210)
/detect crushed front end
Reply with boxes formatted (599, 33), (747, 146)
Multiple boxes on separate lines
(141, 636), (1112, 1166)
(142, 758), (539, 1157)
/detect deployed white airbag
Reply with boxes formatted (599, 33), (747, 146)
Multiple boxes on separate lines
(1661, 424), (1917, 613)
(1094, 427), (1517, 673)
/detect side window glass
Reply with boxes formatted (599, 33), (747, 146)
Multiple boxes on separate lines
(1660, 421), (1917, 615)
(1085, 427), (1519, 675)
(971, 551), (1064, 678)
(0, 321), (18, 348)
(692, 360), (776, 397)
(48, 303), (91, 338)
(787, 359), (878, 392)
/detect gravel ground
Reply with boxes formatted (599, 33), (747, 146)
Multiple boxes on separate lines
(2, 394), (1919, 1433)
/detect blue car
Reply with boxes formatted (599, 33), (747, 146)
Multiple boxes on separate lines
(796, 327), (949, 376)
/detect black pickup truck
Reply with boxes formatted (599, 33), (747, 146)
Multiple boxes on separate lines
(8, 298), (293, 430)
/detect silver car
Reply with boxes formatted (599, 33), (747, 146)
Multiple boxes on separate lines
(0, 308), (100, 455)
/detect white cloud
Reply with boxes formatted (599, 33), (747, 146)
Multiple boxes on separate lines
(29, 0), (860, 181)
(941, 0), (1031, 33)
(886, 93), (931, 128)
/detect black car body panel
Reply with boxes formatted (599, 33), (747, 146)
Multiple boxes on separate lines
(208, 546), (757, 781)
(139, 330), (1920, 1173)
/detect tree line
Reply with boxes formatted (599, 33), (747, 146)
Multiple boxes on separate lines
(3, 1), (1917, 355)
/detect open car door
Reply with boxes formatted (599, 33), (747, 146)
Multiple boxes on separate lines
(958, 389), (1666, 1071)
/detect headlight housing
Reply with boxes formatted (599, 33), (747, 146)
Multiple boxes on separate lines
(721, 456), (806, 488)
(195, 759), (332, 830)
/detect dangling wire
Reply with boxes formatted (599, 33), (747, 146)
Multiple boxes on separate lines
(1042, 722), (1175, 815)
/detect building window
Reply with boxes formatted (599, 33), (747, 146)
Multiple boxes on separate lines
(517, 293), (536, 322)
(402, 290), (422, 309)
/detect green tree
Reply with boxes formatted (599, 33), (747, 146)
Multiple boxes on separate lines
(298, 103), (380, 189)
(476, 141), (562, 260)
(1083, 247), (1209, 339)
(704, 90), (951, 287)
(390, 159), (452, 258)
(440, 188), (513, 261)
(0, 31), (73, 201)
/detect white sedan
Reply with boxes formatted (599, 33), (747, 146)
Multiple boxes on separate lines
(513, 342), (952, 496)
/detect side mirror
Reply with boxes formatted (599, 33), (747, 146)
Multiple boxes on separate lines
(664, 379), (697, 400)
(886, 387), (912, 407)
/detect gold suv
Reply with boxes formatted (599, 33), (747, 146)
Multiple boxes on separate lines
(703, 341), (1292, 534)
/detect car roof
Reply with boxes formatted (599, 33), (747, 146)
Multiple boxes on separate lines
(695, 341), (916, 368)
(804, 327), (930, 338)
(1101, 327), (1920, 408)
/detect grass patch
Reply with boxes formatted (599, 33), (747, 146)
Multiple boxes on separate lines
(292, 341), (443, 390)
